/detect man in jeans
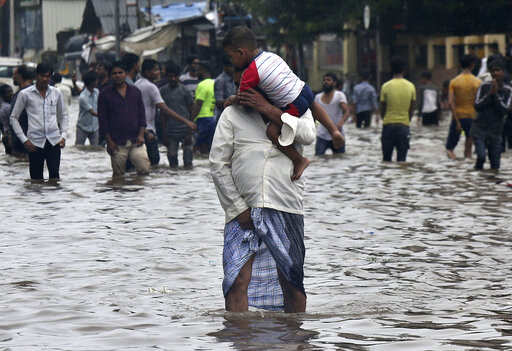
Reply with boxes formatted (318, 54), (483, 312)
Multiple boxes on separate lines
(98, 61), (150, 177)
(446, 55), (482, 159)
(10, 63), (68, 180)
(160, 61), (195, 169)
(135, 59), (197, 166)
(76, 71), (99, 146)
(380, 57), (416, 162)
(352, 70), (378, 128)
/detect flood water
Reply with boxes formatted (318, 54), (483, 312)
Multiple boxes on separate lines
(1, 100), (511, 351)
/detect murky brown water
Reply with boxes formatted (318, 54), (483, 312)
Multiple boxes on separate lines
(1, 101), (511, 350)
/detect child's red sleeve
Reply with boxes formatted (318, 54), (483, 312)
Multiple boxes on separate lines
(239, 61), (260, 92)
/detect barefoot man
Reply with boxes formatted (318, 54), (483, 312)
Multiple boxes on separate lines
(210, 75), (316, 312)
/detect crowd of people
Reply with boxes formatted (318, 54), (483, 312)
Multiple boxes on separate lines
(1, 25), (512, 315)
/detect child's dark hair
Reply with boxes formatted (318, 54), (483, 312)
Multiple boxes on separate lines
(390, 57), (406, 75)
(222, 26), (257, 50)
(460, 54), (475, 69)
(421, 71), (432, 80)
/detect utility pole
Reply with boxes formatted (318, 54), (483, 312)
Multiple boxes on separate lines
(376, 14), (382, 89)
(115, 0), (121, 58)
(9, 0), (15, 56)
(147, 0), (152, 24)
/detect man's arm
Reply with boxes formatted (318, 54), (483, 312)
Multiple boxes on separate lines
(157, 102), (196, 131)
(409, 99), (416, 121)
(56, 91), (69, 147)
(238, 88), (316, 146)
(9, 91), (29, 145)
(136, 93), (146, 146)
(209, 110), (250, 224)
(79, 93), (97, 116)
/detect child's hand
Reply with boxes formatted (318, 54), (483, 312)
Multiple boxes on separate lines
(224, 95), (239, 108)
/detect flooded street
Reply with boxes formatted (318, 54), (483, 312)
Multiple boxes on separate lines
(1, 99), (511, 351)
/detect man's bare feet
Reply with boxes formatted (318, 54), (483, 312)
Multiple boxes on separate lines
(332, 130), (345, 149)
(446, 150), (456, 160)
(292, 157), (311, 181)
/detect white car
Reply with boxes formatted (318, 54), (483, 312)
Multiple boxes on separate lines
(0, 57), (23, 88)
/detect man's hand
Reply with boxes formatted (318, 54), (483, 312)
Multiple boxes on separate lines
(107, 140), (118, 155)
(187, 121), (197, 131)
(23, 140), (37, 153)
(455, 120), (462, 132)
(136, 135), (145, 146)
(59, 138), (66, 148)
(236, 208), (254, 230)
(238, 88), (268, 111)
(491, 79), (498, 95)
(145, 131), (155, 141)
(224, 95), (239, 109)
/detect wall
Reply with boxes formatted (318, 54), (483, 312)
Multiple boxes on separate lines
(42, 0), (86, 51)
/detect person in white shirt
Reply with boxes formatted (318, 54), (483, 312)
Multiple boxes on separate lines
(315, 73), (350, 155)
(135, 59), (197, 165)
(52, 73), (72, 107)
(10, 63), (68, 180)
(210, 72), (316, 313)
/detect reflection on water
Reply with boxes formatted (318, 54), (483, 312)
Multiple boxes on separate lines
(0, 100), (511, 350)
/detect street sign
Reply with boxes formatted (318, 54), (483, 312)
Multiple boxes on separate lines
(364, 5), (371, 30)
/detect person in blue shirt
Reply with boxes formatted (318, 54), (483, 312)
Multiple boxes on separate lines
(351, 70), (378, 128)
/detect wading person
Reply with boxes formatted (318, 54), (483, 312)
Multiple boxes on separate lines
(8, 65), (35, 157)
(446, 55), (482, 160)
(10, 63), (69, 180)
(160, 61), (195, 169)
(417, 71), (441, 126)
(76, 71), (100, 146)
(379, 57), (416, 162)
(98, 61), (150, 177)
(351, 70), (378, 129)
(191, 62), (216, 156)
(315, 73), (350, 155)
(214, 56), (236, 121)
(135, 59), (196, 166)
(472, 60), (512, 170)
(210, 71), (316, 313)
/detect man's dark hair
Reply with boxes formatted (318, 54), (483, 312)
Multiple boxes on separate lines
(460, 54), (475, 69)
(51, 72), (62, 83)
(96, 60), (112, 72)
(324, 72), (338, 82)
(36, 62), (52, 76)
(488, 58), (505, 71)
(121, 53), (139, 72)
(222, 25), (257, 50)
(421, 71), (432, 80)
(17, 65), (35, 81)
(197, 60), (211, 74)
(110, 60), (126, 74)
(222, 55), (233, 67)
(0, 84), (12, 101)
(186, 55), (198, 65)
(141, 59), (159, 74)
(360, 70), (371, 81)
(390, 57), (406, 75)
(83, 71), (98, 87)
(165, 60), (180, 76)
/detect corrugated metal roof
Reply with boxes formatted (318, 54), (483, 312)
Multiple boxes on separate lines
(145, 1), (207, 24)
(90, 0), (138, 35)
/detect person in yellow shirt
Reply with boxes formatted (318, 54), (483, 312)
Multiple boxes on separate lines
(446, 54), (482, 159)
(191, 62), (216, 155)
(379, 57), (416, 162)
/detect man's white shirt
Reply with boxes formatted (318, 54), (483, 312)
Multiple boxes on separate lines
(10, 85), (69, 148)
(210, 106), (316, 223)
